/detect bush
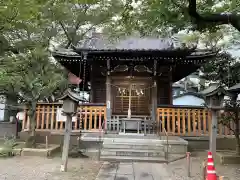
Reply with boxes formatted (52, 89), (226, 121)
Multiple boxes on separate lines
(0, 134), (17, 157)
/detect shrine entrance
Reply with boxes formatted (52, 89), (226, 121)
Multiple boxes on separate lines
(112, 77), (152, 116)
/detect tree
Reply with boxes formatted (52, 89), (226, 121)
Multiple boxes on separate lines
(107, 0), (239, 47)
(1, 48), (68, 147)
(0, 0), (126, 147)
(219, 99), (240, 155)
(44, 0), (125, 48)
(201, 52), (240, 87)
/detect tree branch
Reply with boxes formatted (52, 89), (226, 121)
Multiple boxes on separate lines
(188, 0), (240, 31)
(65, 19), (85, 48)
(59, 21), (73, 48)
(65, 4), (90, 48)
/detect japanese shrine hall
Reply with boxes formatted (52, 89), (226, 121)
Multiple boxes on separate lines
(21, 35), (236, 138)
(52, 35), (214, 134)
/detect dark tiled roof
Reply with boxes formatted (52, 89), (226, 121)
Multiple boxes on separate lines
(52, 47), (215, 58)
(77, 36), (175, 50)
(228, 83), (240, 92)
(200, 83), (228, 96)
(57, 88), (87, 102)
(173, 92), (204, 99)
(52, 34), (217, 58)
(172, 83), (185, 89)
(200, 83), (220, 95)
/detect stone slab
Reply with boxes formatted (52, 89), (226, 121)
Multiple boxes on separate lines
(134, 172), (154, 180)
(216, 151), (240, 164)
(115, 174), (134, 180)
(98, 162), (118, 174)
(95, 162), (176, 180)
(150, 163), (170, 178)
(95, 173), (116, 180)
(102, 149), (165, 157)
(103, 144), (164, 150)
(117, 163), (133, 175)
(100, 155), (167, 163)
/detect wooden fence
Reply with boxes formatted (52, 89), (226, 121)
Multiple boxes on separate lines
(157, 106), (234, 137)
(22, 103), (235, 136)
(22, 103), (106, 132)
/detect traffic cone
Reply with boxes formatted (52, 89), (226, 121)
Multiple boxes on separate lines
(206, 151), (217, 180)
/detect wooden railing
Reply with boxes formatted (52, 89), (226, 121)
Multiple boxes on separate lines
(22, 103), (235, 136)
(157, 106), (234, 137)
(22, 103), (106, 132)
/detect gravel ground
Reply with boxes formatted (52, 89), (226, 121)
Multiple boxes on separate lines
(0, 156), (102, 180)
(0, 155), (240, 180)
(167, 155), (240, 180)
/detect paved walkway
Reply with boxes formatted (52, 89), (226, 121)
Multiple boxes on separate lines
(95, 162), (172, 180)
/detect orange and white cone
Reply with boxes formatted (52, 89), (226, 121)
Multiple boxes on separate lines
(206, 151), (217, 180)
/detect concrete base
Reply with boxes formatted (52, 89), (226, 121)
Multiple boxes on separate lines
(19, 131), (240, 151)
(182, 136), (238, 152)
(18, 144), (60, 157)
(216, 151), (240, 164)
(0, 122), (17, 137)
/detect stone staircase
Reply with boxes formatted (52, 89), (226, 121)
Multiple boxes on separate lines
(100, 136), (168, 163)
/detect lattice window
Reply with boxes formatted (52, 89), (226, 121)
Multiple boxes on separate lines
(113, 83), (151, 115)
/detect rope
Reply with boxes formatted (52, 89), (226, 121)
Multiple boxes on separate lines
(108, 83), (156, 91)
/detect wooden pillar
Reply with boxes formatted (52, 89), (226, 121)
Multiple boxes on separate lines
(169, 67), (173, 105)
(127, 84), (132, 119)
(151, 80), (157, 121)
(106, 60), (112, 127)
(89, 64), (94, 103)
(60, 114), (72, 172)
(210, 109), (217, 158)
(151, 60), (157, 121)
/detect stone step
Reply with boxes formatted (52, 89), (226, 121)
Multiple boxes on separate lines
(103, 138), (162, 144)
(101, 149), (165, 157)
(103, 143), (164, 150)
(100, 155), (168, 163)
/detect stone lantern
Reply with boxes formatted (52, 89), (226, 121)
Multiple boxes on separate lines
(58, 88), (80, 115)
(201, 83), (226, 110)
(200, 83), (227, 158)
(57, 88), (81, 172)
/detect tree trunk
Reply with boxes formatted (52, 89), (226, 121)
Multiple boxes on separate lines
(25, 101), (37, 148)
